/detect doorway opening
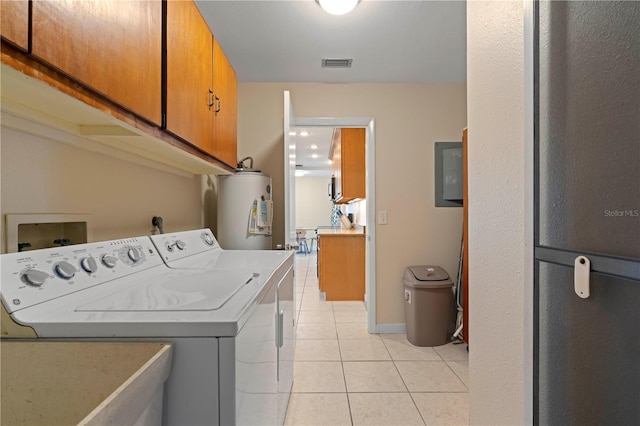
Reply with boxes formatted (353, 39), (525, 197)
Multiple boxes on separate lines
(284, 94), (376, 332)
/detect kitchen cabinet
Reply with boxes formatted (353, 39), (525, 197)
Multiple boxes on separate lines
(0, 0), (29, 52)
(1, 0), (236, 174)
(318, 230), (365, 301)
(166, 0), (214, 153)
(212, 38), (238, 168)
(31, 0), (162, 125)
(330, 128), (366, 203)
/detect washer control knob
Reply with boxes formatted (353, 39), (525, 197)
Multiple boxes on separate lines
(127, 247), (141, 263)
(55, 261), (76, 279)
(80, 257), (98, 273)
(175, 240), (186, 251)
(102, 255), (118, 268)
(165, 242), (174, 252)
(23, 269), (49, 287)
(202, 233), (214, 246)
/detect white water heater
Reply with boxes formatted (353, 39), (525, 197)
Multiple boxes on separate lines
(217, 171), (273, 250)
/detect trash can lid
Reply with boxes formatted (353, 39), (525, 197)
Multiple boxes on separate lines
(406, 265), (450, 281)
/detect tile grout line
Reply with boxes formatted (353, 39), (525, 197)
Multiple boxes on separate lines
(333, 285), (356, 425)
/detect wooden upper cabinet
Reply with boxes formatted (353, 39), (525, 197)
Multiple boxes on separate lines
(212, 38), (238, 168)
(330, 128), (366, 203)
(166, 0), (214, 154)
(31, 0), (162, 125)
(0, 0), (29, 51)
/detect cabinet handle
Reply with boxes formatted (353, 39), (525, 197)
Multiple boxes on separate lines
(208, 89), (214, 110)
(215, 95), (221, 115)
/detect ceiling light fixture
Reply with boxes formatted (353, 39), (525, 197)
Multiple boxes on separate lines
(299, 131), (311, 137)
(317, 0), (360, 16)
(310, 144), (318, 150)
(311, 153), (319, 159)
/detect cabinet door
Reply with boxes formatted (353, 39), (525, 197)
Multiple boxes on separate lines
(166, 0), (214, 153)
(0, 0), (29, 51)
(340, 128), (366, 201)
(212, 38), (238, 167)
(319, 236), (365, 301)
(31, 0), (162, 125)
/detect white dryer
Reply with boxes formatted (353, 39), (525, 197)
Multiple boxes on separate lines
(149, 229), (297, 425)
(0, 234), (294, 425)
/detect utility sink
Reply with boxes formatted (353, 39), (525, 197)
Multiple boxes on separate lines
(1, 341), (172, 425)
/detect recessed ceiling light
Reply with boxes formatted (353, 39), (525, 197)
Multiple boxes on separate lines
(310, 144), (318, 150)
(288, 144), (295, 149)
(288, 131), (297, 136)
(311, 154), (319, 159)
(299, 131), (310, 137)
(289, 154), (295, 159)
(295, 170), (308, 177)
(328, 160), (333, 165)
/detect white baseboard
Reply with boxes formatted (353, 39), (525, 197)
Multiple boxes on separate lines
(373, 323), (406, 334)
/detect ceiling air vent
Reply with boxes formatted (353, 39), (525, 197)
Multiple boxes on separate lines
(321, 58), (353, 68)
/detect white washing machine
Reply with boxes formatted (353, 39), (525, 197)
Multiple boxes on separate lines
(149, 229), (297, 426)
(0, 233), (294, 425)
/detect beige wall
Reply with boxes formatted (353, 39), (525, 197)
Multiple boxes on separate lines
(468, 1), (528, 423)
(0, 126), (205, 252)
(295, 176), (333, 229)
(238, 83), (466, 325)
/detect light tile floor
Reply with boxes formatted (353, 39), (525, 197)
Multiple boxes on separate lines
(286, 252), (469, 426)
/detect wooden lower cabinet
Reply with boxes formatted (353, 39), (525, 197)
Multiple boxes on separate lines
(318, 235), (365, 301)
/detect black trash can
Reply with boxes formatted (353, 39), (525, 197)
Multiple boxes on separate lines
(402, 265), (454, 347)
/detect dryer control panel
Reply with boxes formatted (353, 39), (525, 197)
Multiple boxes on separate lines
(0, 237), (163, 313)
(150, 229), (220, 264)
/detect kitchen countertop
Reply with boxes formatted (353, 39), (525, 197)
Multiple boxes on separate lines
(1, 341), (172, 426)
(317, 226), (366, 236)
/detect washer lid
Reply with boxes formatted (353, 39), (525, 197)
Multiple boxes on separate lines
(76, 270), (256, 312)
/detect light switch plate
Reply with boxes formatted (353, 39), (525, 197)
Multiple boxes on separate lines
(378, 210), (388, 225)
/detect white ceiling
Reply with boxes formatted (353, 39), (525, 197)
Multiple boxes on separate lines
(194, 0), (467, 174)
(290, 126), (335, 177)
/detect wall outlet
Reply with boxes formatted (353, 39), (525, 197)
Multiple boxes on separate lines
(378, 210), (388, 225)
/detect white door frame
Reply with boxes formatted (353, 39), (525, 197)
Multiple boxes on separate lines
(291, 116), (377, 333)
(524, 0), (535, 422)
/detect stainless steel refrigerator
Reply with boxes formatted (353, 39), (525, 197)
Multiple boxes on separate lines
(535, 1), (640, 424)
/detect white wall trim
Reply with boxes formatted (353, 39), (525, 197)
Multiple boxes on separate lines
(293, 116), (377, 334)
(373, 323), (406, 335)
